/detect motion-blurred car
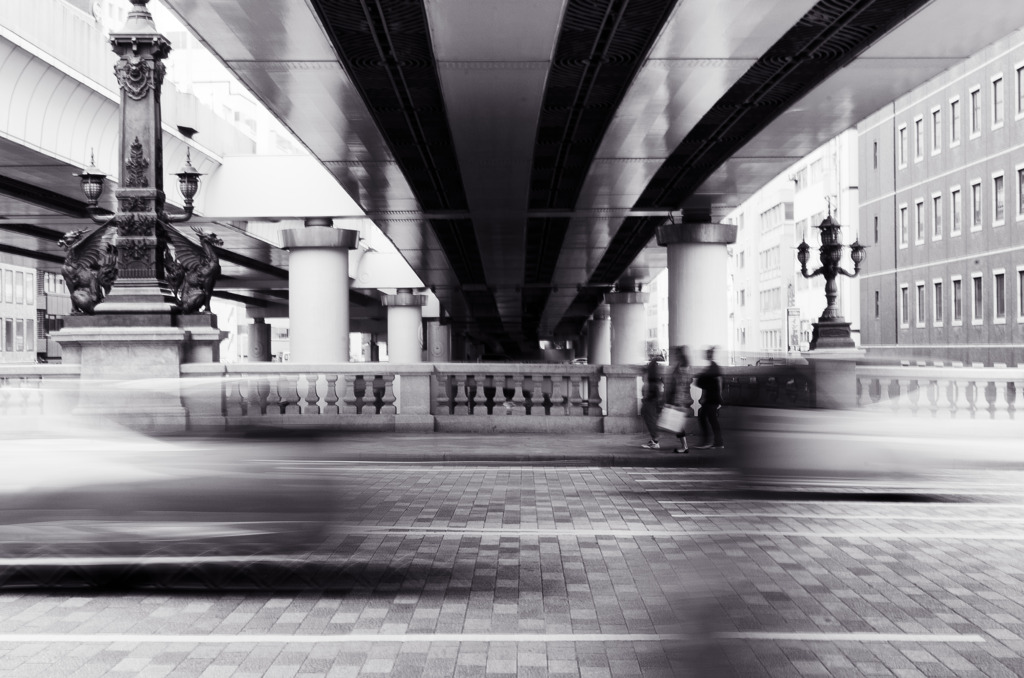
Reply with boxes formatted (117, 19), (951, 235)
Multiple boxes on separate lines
(0, 412), (336, 560)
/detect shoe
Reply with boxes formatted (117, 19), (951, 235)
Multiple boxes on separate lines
(673, 447), (689, 454)
(712, 443), (725, 449)
(641, 440), (660, 449)
(693, 443), (712, 449)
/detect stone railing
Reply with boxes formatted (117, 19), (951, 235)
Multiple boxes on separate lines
(431, 363), (604, 433)
(855, 364), (1024, 419)
(0, 364), (82, 416)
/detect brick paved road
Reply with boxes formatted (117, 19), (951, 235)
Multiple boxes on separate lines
(3, 457), (1024, 676)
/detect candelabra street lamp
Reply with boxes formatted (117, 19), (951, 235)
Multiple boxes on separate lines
(797, 211), (866, 350)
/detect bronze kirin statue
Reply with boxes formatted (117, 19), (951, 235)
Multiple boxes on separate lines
(58, 222), (118, 314)
(164, 225), (223, 313)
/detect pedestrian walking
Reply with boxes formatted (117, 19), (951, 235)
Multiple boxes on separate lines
(640, 356), (662, 449)
(662, 346), (691, 453)
(695, 346), (725, 449)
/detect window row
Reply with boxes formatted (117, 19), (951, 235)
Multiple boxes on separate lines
(896, 269), (1024, 328)
(897, 167), (1024, 246)
(0, 318), (35, 353)
(759, 287), (782, 314)
(0, 269), (35, 306)
(894, 65), (1024, 167)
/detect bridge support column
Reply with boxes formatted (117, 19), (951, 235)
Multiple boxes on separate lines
(247, 317), (272, 362)
(425, 319), (451, 362)
(606, 289), (647, 365)
(587, 305), (611, 366)
(282, 218), (358, 363)
(656, 222), (737, 355)
(383, 289), (426, 363)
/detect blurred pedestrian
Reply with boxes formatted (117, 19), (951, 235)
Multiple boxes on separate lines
(663, 345), (691, 453)
(695, 346), (724, 449)
(640, 356), (662, 449)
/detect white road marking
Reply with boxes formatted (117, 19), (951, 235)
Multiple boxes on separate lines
(0, 631), (985, 644)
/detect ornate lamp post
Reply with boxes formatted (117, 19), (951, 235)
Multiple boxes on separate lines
(797, 211), (866, 350)
(65, 0), (218, 318)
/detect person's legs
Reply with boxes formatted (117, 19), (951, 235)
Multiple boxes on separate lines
(674, 431), (689, 453)
(707, 406), (723, 447)
(697, 406), (711, 447)
(640, 399), (660, 447)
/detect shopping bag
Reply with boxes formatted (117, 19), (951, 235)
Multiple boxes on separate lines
(657, 405), (687, 433)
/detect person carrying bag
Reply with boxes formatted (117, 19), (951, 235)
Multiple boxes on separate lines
(658, 346), (691, 453)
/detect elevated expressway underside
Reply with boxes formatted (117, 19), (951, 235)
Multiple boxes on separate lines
(4, 0), (1024, 355)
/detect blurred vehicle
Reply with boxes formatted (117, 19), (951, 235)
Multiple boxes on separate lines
(0, 411), (336, 559)
(727, 405), (1024, 490)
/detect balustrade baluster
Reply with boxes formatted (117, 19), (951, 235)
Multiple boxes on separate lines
(380, 375), (397, 414)
(365, 375), (385, 416)
(856, 376), (863, 407)
(887, 378), (902, 413)
(984, 381), (998, 419)
(907, 380), (920, 415)
(965, 379), (979, 419)
(1007, 381), (1018, 419)
(945, 379), (960, 418)
(465, 376), (477, 414)
(0, 380), (9, 415)
(568, 376), (584, 416)
(549, 376), (565, 416)
(324, 374), (340, 414)
(483, 376), (496, 414)
(264, 376), (282, 414)
(588, 375), (603, 416)
(227, 378), (245, 416)
(453, 375), (470, 415)
(302, 374), (321, 415)
(510, 375), (526, 415)
(341, 375), (359, 414)
(352, 376), (368, 415)
(522, 376), (535, 415)
(926, 379), (940, 417)
(279, 375), (300, 414)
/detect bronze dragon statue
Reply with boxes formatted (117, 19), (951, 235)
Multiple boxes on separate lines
(164, 225), (223, 313)
(58, 221), (117, 314)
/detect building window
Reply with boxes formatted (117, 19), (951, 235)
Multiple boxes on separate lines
(930, 108), (941, 154)
(914, 117), (923, 160)
(950, 97), (961, 145)
(995, 271), (1006, 322)
(900, 284), (909, 327)
(873, 141), (878, 169)
(1018, 166), (1024, 219)
(1018, 64), (1024, 117)
(915, 200), (925, 243)
(1019, 269), (1024, 318)
(898, 125), (907, 167)
(994, 173), (1005, 224)
(934, 281), (943, 325)
(873, 215), (879, 244)
(993, 76), (1004, 126)
(874, 290), (880, 319)
(972, 274), (983, 324)
(951, 188), (962, 235)
(952, 277), (963, 324)
(970, 87), (981, 136)
(916, 283), (926, 327)
(932, 194), (942, 239)
(899, 205), (908, 246)
(971, 181), (982, 229)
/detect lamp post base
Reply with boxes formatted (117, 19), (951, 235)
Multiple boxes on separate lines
(809, 319), (856, 350)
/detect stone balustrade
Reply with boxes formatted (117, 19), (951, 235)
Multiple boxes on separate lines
(4, 361), (1024, 432)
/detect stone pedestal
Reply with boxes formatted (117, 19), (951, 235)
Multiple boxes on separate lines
(802, 349), (865, 410)
(52, 320), (188, 433)
(179, 313), (228, 363)
(601, 364), (645, 433)
(810, 319), (855, 350)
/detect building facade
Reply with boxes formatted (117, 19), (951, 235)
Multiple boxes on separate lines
(859, 28), (1024, 366)
(0, 259), (39, 363)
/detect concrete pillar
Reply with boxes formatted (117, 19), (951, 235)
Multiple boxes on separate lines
(656, 222), (738, 354)
(587, 305), (611, 365)
(425, 320), (452, 362)
(383, 289), (426, 363)
(282, 218), (358, 363)
(247, 317), (271, 362)
(606, 290), (647, 365)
